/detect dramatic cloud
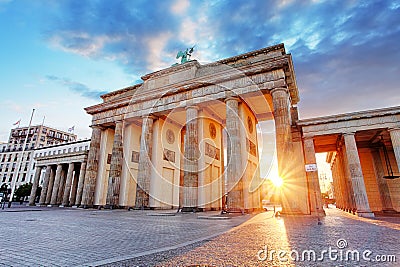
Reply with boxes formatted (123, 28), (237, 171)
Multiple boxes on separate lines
(39, 0), (400, 117)
(46, 75), (108, 100)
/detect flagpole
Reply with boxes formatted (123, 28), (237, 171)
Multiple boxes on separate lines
(8, 109), (35, 208)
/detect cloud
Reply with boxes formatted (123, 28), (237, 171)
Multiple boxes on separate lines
(46, 75), (108, 100)
(39, 0), (400, 116)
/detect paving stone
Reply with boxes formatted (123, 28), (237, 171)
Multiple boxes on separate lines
(0, 206), (399, 266)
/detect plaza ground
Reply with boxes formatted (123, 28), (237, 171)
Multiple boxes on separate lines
(0, 205), (399, 266)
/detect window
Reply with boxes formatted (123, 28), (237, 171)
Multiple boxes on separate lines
(68, 148), (72, 153)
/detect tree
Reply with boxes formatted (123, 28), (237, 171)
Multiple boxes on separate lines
(14, 183), (32, 201)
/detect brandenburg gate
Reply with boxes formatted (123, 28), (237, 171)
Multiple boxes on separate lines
(79, 43), (315, 214)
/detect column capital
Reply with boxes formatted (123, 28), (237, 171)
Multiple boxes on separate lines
(270, 87), (289, 96)
(224, 97), (240, 103)
(303, 135), (315, 140)
(342, 131), (356, 137)
(90, 124), (105, 130)
(185, 105), (199, 111)
(141, 114), (157, 120)
(388, 127), (400, 132)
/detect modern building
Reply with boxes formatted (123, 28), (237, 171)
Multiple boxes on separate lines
(0, 125), (77, 189)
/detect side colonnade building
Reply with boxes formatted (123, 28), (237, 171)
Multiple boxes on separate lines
(298, 107), (400, 217)
(29, 139), (90, 207)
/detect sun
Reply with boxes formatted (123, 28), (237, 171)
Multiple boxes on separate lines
(269, 175), (283, 188)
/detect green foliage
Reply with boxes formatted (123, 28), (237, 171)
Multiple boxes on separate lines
(15, 183), (32, 200)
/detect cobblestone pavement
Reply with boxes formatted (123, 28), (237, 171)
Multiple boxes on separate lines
(1, 205), (399, 267)
(0, 205), (250, 267)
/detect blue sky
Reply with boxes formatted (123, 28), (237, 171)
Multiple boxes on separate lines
(0, 0), (399, 142)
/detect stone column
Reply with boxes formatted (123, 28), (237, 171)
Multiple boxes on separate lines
(271, 87), (293, 214)
(69, 166), (80, 206)
(303, 137), (325, 216)
(29, 166), (43, 206)
(371, 149), (394, 212)
(39, 165), (52, 205)
(45, 166), (56, 205)
(389, 128), (400, 172)
(271, 87), (292, 175)
(50, 164), (63, 206)
(135, 115), (155, 208)
(106, 120), (124, 208)
(74, 161), (87, 207)
(61, 162), (75, 207)
(343, 133), (374, 217)
(182, 106), (199, 211)
(56, 168), (66, 205)
(338, 147), (355, 212)
(81, 126), (102, 208)
(225, 98), (243, 212)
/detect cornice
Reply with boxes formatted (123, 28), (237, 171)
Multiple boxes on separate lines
(297, 106), (400, 126)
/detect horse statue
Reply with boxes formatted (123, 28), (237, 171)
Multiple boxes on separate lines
(175, 45), (195, 64)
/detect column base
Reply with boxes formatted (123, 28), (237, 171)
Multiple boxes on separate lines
(382, 209), (398, 213)
(104, 204), (120, 209)
(310, 210), (326, 217)
(279, 210), (306, 216)
(181, 207), (200, 212)
(133, 206), (152, 210)
(226, 208), (245, 214)
(356, 211), (375, 218)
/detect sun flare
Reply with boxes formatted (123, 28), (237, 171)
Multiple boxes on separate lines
(269, 175), (284, 188)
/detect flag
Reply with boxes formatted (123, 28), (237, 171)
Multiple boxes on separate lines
(68, 126), (75, 132)
(13, 119), (21, 127)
